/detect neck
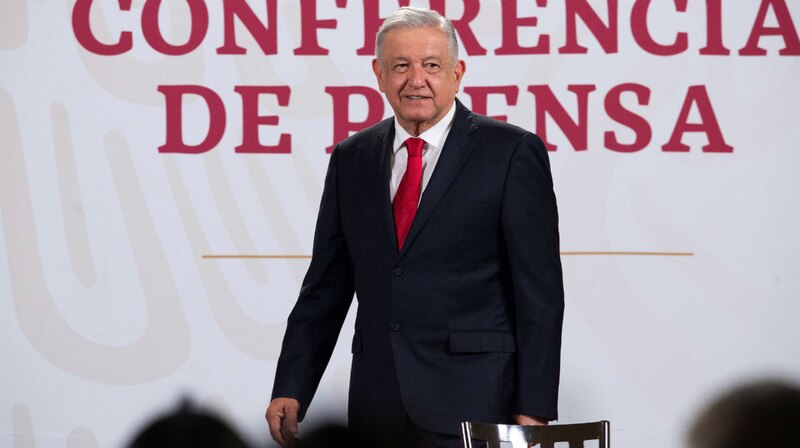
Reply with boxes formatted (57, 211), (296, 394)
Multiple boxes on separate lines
(401, 122), (428, 137)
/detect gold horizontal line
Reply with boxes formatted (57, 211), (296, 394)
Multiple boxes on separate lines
(202, 251), (694, 259)
(202, 255), (312, 259)
(560, 251), (694, 256)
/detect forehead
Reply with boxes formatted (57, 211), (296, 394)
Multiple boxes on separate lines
(380, 26), (450, 59)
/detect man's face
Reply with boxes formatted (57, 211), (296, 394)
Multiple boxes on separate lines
(373, 26), (466, 136)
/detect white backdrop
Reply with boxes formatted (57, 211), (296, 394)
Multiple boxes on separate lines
(2, 0), (799, 447)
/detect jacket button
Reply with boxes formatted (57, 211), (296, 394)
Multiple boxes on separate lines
(392, 268), (403, 276)
(390, 323), (401, 332)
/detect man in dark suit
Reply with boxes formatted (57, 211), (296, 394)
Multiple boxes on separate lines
(266, 7), (564, 448)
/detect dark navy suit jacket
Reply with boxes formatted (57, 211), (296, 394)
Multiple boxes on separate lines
(272, 100), (564, 435)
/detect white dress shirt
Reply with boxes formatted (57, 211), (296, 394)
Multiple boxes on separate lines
(389, 102), (457, 202)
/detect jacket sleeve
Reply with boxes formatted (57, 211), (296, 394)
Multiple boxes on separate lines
(271, 146), (355, 420)
(501, 132), (564, 421)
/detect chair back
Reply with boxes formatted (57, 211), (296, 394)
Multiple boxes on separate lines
(461, 420), (610, 448)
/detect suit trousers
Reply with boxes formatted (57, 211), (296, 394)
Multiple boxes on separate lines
(348, 349), (486, 448)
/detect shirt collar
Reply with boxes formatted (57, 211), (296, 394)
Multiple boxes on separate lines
(392, 102), (457, 153)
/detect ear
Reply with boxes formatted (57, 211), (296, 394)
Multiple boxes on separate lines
(453, 60), (466, 87)
(372, 59), (386, 93)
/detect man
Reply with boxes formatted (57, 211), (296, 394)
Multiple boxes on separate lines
(687, 379), (800, 448)
(129, 399), (249, 448)
(267, 7), (564, 447)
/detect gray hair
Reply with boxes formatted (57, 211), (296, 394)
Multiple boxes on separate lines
(375, 7), (459, 64)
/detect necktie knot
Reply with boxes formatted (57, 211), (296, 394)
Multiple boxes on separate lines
(405, 137), (425, 158)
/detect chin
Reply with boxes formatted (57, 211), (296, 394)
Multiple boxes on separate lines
(399, 110), (436, 123)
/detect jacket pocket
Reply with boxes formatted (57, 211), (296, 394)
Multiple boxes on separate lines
(351, 331), (362, 353)
(448, 331), (516, 353)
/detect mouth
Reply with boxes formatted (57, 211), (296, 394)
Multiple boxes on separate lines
(403, 95), (432, 102)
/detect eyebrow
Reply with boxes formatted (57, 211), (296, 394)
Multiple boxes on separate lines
(390, 55), (443, 63)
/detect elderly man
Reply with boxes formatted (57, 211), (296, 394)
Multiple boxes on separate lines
(266, 7), (564, 448)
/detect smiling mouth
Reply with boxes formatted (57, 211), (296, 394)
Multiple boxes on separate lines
(404, 95), (430, 101)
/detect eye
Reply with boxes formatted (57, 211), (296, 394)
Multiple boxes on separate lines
(424, 62), (441, 73)
(393, 63), (408, 72)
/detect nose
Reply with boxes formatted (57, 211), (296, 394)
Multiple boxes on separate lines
(407, 64), (426, 88)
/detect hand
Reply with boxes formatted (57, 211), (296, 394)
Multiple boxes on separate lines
(266, 397), (300, 446)
(512, 414), (549, 426)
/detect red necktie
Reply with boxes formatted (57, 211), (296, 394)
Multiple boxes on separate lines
(393, 137), (425, 249)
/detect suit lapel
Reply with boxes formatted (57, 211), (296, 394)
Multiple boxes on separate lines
(370, 122), (399, 254)
(399, 101), (479, 257)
